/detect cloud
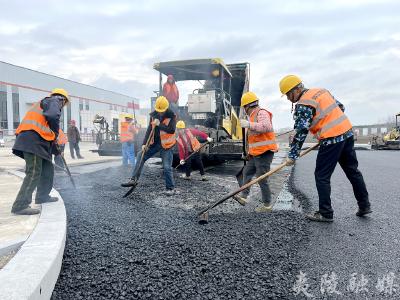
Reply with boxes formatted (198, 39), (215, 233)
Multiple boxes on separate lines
(0, 0), (399, 128)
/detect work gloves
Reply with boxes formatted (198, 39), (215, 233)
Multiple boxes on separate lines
(180, 159), (185, 165)
(207, 137), (213, 143)
(285, 157), (295, 166)
(152, 119), (160, 126)
(240, 119), (250, 128)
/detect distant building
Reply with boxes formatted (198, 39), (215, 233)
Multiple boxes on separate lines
(0, 61), (144, 140)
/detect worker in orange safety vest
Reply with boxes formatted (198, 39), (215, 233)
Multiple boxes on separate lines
(279, 75), (371, 222)
(11, 88), (69, 215)
(120, 116), (138, 166)
(235, 91), (278, 213)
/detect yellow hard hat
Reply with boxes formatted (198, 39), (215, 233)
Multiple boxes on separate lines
(51, 88), (69, 102)
(279, 75), (302, 95)
(176, 120), (186, 129)
(154, 96), (169, 113)
(241, 92), (259, 107)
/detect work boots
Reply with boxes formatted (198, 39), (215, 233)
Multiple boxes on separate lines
(121, 178), (138, 187)
(255, 204), (273, 213)
(35, 196), (59, 204)
(356, 206), (372, 217)
(305, 211), (334, 222)
(12, 206), (40, 215)
(201, 175), (208, 181)
(233, 195), (248, 206)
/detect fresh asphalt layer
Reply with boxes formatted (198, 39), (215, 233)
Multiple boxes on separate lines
(292, 150), (400, 299)
(51, 161), (307, 299)
(50, 151), (398, 299)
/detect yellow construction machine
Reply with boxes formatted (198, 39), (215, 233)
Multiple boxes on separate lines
(371, 113), (400, 150)
(153, 58), (250, 162)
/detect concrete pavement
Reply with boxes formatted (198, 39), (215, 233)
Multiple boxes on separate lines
(0, 142), (120, 270)
(0, 142), (120, 171)
(291, 150), (400, 299)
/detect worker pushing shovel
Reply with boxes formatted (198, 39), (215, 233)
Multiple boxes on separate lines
(198, 143), (319, 224)
(231, 92), (279, 212)
(121, 96), (177, 197)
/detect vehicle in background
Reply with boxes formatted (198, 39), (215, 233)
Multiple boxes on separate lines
(371, 113), (400, 150)
(153, 58), (249, 163)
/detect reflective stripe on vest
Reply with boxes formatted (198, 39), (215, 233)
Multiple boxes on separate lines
(160, 118), (176, 149)
(297, 88), (352, 140)
(120, 121), (134, 142)
(247, 108), (278, 156)
(15, 102), (56, 141)
(57, 129), (68, 145)
(185, 129), (201, 152)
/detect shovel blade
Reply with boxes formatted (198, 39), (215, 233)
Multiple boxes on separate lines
(198, 212), (209, 225)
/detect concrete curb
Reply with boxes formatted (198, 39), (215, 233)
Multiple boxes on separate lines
(0, 169), (66, 300)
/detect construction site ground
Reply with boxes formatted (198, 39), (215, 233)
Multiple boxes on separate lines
(51, 150), (308, 299)
(44, 148), (397, 299)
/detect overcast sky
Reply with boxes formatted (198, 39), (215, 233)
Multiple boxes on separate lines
(1, 0), (399, 129)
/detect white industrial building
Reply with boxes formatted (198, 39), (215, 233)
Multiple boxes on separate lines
(0, 61), (146, 141)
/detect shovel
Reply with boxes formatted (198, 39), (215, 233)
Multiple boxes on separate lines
(175, 141), (210, 170)
(198, 143), (319, 224)
(123, 126), (156, 198)
(235, 129), (295, 185)
(56, 150), (76, 189)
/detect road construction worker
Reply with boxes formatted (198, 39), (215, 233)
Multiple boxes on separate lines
(279, 75), (371, 222)
(67, 119), (84, 159)
(120, 116), (138, 166)
(121, 96), (177, 195)
(11, 88), (69, 215)
(176, 120), (213, 181)
(162, 74), (179, 114)
(54, 128), (68, 171)
(235, 92), (278, 212)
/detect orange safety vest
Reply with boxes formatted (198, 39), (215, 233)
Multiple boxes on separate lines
(15, 101), (56, 141)
(159, 118), (176, 149)
(247, 107), (278, 156)
(120, 121), (134, 142)
(177, 129), (201, 153)
(57, 129), (68, 145)
(297, 89), (352, 140)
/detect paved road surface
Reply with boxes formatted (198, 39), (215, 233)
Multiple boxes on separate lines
(292, 150), (400, 299)
(52, 158), (306, 299)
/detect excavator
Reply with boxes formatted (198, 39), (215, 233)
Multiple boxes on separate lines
(371, 113), (400, 150)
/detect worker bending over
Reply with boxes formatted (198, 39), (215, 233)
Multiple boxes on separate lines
(11, 89), (69, 215)
(235, 92), (278, 212)
(121, 96), (177, 195)
(176, 120), (213, 181)
(279, 75), (371, 222)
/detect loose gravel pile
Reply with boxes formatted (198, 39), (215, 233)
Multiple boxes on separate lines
(52, 163), (308, 299)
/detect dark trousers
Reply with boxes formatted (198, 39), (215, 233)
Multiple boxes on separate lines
(185, 152), (205, 177)
(132, 144), (175, 190)
(240, 151), (274, 204)
(12, 152), (54, 212)
(315, 136), (370, 218)
(69, 142), (82, 158)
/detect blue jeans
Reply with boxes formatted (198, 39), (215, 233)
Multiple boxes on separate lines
(122, 142), (135, 166)
(132, 143), (175, 190)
